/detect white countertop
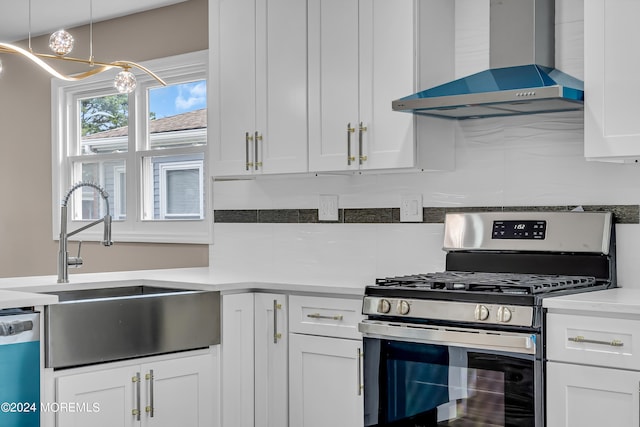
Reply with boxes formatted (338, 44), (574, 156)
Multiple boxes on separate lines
(544, 288), (640, 316)
(14, 267), (640, 313)
(0, 289), (58, 309)
(0, 267), (365, 309)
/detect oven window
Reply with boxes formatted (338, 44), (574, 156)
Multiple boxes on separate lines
(363, 338), (535, 427)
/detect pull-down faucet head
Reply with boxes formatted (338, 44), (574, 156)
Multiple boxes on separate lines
(57, 182), (113, 283)
(103, 213), (113, 247)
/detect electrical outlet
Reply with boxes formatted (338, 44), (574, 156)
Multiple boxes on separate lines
(400, 194), (423, 222)
(319, 194), (339, 221)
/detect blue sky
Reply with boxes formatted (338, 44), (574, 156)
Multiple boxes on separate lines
(149, 80), (207, 119)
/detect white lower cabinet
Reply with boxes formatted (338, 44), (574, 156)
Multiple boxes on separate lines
(221, 293), (255, 427)
(254, 293), (288, 427)
(288, 295), (364, 427)
(546, 362), (640, 427)
(221, 292), (364, 427)
(546, 311), (640, 427)
(289, 334), (363, 427)
(56, 365), (133, 427)
(55, 351), (217, 427)
(221, 292), (288, 427)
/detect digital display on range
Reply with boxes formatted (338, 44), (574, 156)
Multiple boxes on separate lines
(492, 220), (546, 240)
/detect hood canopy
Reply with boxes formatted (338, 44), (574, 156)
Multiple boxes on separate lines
(393, 0), (584, 120)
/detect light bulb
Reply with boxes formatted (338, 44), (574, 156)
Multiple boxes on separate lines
(113, 70), (137, 94)
(0, 58), (3, 74)
(49, 30), (75, 56)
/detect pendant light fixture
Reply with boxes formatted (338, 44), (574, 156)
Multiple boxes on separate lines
(0, 0), (165, 93)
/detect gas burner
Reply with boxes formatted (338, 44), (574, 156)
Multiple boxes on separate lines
(375, 271), (598, 295)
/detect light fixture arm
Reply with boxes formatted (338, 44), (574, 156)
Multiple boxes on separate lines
(0, 43), (166, 86)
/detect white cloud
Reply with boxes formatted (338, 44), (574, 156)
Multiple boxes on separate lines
(175, 82), (207, 111)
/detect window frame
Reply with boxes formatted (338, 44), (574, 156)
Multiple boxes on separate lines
(158, 159), (204, 220)
(51, 50), (211, 244)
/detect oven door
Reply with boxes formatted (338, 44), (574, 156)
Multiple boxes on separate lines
(359, 320), (542, 427)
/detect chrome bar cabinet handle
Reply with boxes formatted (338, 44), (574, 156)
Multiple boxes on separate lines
(145, 369), (155, 417)
(358, 122), (367, 164)
(347, 123), (355, 165)
(357, 348), (363, 396)
(254, 131), (263, 170)
(245, 131), (254, 170)
(568, 335), (624, 347)
(273, 299), (282, 344)
(132, 373), (141, 420)
(306, 313), (344, 321)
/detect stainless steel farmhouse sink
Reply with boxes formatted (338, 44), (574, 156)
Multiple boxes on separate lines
(43, 284), (220, 369)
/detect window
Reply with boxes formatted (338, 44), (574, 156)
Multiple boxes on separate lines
(147, 154), (204, 220)
(52, 51), (210, 244)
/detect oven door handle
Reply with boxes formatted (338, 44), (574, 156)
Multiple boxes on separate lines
(358, 321), (537, 355)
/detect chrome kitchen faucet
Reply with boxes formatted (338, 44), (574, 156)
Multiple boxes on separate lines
(57, 182), (113, 283)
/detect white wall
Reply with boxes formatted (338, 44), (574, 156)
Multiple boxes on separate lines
(210, 0), (640, 289)
(211, 112), (640, 288)
(0, 0), (209, 278)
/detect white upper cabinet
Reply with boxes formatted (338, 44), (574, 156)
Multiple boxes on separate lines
(308, 0), (418, 172)
(210, 0), (454, 177)
(584, 0), (640, 161)
(210, 0), (308, 176)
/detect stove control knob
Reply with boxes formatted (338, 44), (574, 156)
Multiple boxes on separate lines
(397, 300), (411, 315)
(497, 306), (513, 323)
(474, 304), (490, 321)
(377, 299), (391, 314)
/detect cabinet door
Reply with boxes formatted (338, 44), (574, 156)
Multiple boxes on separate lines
(210, 0), (257, 176)
(358, 0), (416, 170)
(308, 0), (417, 172)
(308, 0), (361, 172)
(143, 353), (215, 427)
(255, 0), (308, 174)
(546, 361), (640, 427)
(584, 0), (640, 160)
(56, 366), (136, 427)
(211, 0), (307, 176)
(289, 334), (363, 427)
(254, 294), (288, 427)
(221, 293), (255, 427)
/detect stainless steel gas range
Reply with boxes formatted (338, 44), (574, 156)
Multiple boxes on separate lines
(358, 211), (616, 427)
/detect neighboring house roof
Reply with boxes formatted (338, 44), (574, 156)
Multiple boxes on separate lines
(84, 108), (207, 140)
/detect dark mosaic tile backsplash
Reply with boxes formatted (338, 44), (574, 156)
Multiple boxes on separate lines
(214, 205), (639, 224)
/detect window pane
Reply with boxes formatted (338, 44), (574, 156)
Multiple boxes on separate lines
(166, 169), (200, 215)
(80, 95), (129, 154)
(72, 160), (126, 220)
(148, 80), (207, 150)
(141, 153), (204, 220)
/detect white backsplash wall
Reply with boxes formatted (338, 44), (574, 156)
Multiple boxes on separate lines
(211, 112), (640, 288)
(210, 0), (640, 288)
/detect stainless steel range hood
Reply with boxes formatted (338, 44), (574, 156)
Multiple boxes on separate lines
(392, 0), (584, 120)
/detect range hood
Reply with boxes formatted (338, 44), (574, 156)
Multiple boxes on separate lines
(392, 0), (584, 120)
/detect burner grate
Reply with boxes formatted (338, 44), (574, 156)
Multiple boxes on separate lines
(375, 271), (597, 295)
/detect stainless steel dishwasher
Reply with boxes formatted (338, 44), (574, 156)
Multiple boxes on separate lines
(0, 309), (40, 427)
